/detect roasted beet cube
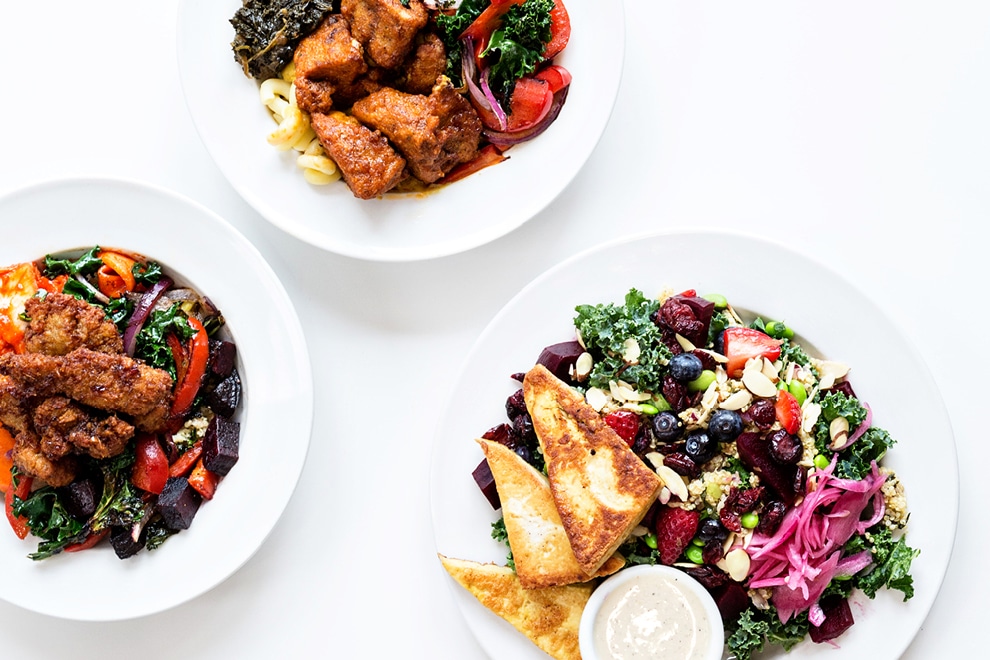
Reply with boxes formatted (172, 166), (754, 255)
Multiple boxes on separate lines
(206, 368), (241, 419)
(472, 459), (500, 510)
(711, 582), (750, 622)
(157, 477), (202, 530)
(535, 341), (584, 382)
(59, 477), (99, 520)
(110, 525), (145, 559)
(208, 340), (237, 378)
(203, 415), (240, 476)
(809, 595), (855, 642)
(736, 432), (798, 505)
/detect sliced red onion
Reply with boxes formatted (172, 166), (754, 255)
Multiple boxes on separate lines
(483, 85), (569, 147)
(809, 602), (826, 627)
(479, 69), (508, 131)
(123, 276), (172, 356)
(461, 38), (492, 112)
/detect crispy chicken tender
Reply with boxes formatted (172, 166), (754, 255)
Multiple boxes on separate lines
(11, 429), (78, 487)
(0, 373), (30, 434)
(33, 396), (134, 460)
(397, 32), (447, 95)
(0, 348), (173, 433)
(350, 77), (482, 183)
(23, 292), (123, 356)
(293, 14), (368, 114)
(341, 0), (428, 70)
(310, 111), (407, 198)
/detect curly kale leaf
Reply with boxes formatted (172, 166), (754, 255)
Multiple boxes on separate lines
(778, 338), (813, 368)
(482, 0), (553, 106)
(135, 303), (196, 378)
(814, 391), (869, 453)
(708, 310), (730, 345)
(43, 246), (103, 277)
(725, 606), (809, 660)
(132, 260), (162, 287)
(437, 0), (489, 85)
(857, 526), (919, 600)
(491, 517), (515, 570)
(834, 426), (896, 480)
(574, 289), (671, 394)
(13, 486), (88, 560)
(619, 537), (660, 566)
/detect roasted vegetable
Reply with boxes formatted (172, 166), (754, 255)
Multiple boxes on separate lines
(230, 0), (336, 80)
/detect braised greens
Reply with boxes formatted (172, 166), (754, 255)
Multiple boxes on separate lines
(231, 0), (336, 80)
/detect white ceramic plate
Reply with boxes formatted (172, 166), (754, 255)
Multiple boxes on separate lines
(176, 0), (624, 261)
(431, 231), (957, 659)
(0, 178), (313, 621)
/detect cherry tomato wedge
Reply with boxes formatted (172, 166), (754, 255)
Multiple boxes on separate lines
(443, 144), (507, 184)
(461, 0), (526, 52)
(722, 327), (783, 377)
(132, 433), (169, 494)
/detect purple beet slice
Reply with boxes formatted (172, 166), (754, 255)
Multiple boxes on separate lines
(809, 595), (855, 643)
(208, 339), (237, 377)
(671, 293), (715, 337)
(157, 477), (202, 530)
(535, 341), (584, 382)
(203, 415), (240, 476)
(711, 582), (750, 622)
(472, 459), (500, 510)
(736, 432), (798, 505)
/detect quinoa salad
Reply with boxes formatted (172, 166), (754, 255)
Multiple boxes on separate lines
(471, 287), (919, 658)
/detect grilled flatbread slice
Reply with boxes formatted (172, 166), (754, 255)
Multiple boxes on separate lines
(438, 555), (588, 660)
(523, 364), (663, 575)
(478, 438), (625, 588)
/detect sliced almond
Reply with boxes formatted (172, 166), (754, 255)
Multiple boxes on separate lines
(621, 337), (641, 364)
(645, 452), (665, 470)
(720, 389), (753, 411)
(742, 369), (778, 398)
(721, 548), (751, 582)
(611, 380), (651, 402)
(828, 416), (849, 449)
(696, 348), (729, 364)
(575, 329), (586, 349)
(574, 351), (594, 379)
(761, 357), (780, 381)
(585, 387), (610, 411)
(802, 402), (822, 433)
(655, 464), (688, 501)
(675, 333), (696, 352)
(658, 487), (671, 505)
(817, 361), (850, 390)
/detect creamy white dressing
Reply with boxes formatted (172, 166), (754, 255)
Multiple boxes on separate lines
(593, 572), (712, 660)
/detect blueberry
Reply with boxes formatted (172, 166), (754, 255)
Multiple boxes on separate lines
(668, 353), (704, 382)
(708, 409), (744, 443)
(698, 518), (729, 541)
(685, 430), (718, 464)
(651, 411), (683, 443)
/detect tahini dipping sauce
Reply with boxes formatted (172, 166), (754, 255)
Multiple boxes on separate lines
(592, 569), (714, 659)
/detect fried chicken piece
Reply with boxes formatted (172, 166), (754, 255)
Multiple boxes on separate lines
(310, 111), (407, 198)
(23, 292), (123, 356)
(341, 0), (428, 70)
(0, 374), (30, 434)
(350, 77), (482, 183)
(396, 32), (446, 95)
(293, 14), (368, 114)
(33, 397), (134, 460)
(0, 349), (173, 433)
(12, 429), (77, 487)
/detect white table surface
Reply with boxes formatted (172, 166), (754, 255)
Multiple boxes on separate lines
(0, 1), (985, 657)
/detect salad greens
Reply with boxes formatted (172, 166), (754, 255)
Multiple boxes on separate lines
(727, 606), (809, 660)
(482, 0), (553, 106)
(135, 304), (197, 378)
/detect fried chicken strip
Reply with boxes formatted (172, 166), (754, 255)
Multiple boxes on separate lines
(23, 292), (123, 356)
(33, 396), (134, 460)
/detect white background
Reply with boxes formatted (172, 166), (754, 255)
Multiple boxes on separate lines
(0, 1), (985, 658)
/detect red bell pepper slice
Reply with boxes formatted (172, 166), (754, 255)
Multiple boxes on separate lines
(168, 441), (203, 479)
(188, 458), (219, 501)
(5, 474), (32, 539)
(170, 316), (209, 420)
(461, 0), (525, 53)
(0, 426), (15, 494)
(442, 145), (508, 184)
(64, 529), (110, 553)
(131, 433), (169, 494)
(543, 0), (571, 60)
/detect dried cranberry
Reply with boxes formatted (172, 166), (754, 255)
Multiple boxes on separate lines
(746, 399), (777, 429)
(510, 372), (526, 383)
(702, 537), (725, 564)
(682, 565), (728, 589)
(757, 501), (787, 536)
(793, 465), (808, 497)
(662, 452), (700, 478)
(659, 328), (684, 355)
(692, 349), (717, 372)
(719, 486), (765, 532)
(505, 389), (527, 421)
(512, 414), (536, 443)
(768, 429), (802, 464)
(662, 376), (690, 412)
(632, 422), (656, 455)
(657, 298), (706, 346)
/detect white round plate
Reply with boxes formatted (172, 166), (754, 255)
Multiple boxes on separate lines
(176, 0), (624, 261)
(0, 178), (313, 621)
(431, 231), (957, 659)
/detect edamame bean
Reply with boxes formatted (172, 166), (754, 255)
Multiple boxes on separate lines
(651, 395), (672, 412)
(638, 403), (660, 415)
(814, 454), (830, 470)
(644, 533), (658, 550)
(703, 293), (728, 309)
(741, 512), (759, 529)
(691, 537), (705, 547)
(765, 321), (795, 340)
(688, 370), (716, 392)
(788, 381), (807, 406)
(685, 545), (704, 564)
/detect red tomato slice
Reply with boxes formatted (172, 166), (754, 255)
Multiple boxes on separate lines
(722, 327), (782, 377)
(132, 433), (168, 494)
(534, 64), (571, 94)
(474, 77), (554, 132)
(544, 0), (571, 60)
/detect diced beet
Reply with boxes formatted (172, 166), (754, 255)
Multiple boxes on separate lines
(156, 477), (202, 530)
(736, 432), (798, 505)
(59, 478), (99, 520)
(202, 415), (240, 476)
(711, 582), (750, 622)
(109, 525), (145, 559)
(472, 459), (500, 510)
(824, 380), (858, 400)
(809, 595), (855, 643)
(206, 368), (241, 419)
(672, 294), (716, 335)
(208, 340), (237, 377)
(535, 341), (584, 382)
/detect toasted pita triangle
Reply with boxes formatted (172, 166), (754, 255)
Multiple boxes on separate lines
(438, 554), (588, 660)
(478, 438), (624, 588)
(523, 364), (663, 574)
